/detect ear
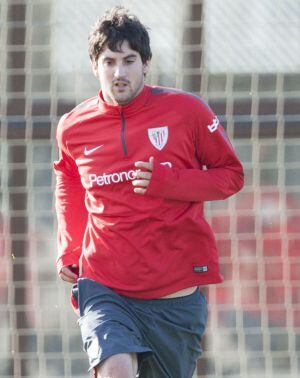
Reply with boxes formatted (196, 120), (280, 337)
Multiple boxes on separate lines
(91, 62), (99, 78)
(143, 60), (150, 76)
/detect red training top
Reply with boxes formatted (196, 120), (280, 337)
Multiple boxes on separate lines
(54, 85), (244, 299)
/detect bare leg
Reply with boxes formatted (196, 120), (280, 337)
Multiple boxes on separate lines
(95, 353), (138, 378)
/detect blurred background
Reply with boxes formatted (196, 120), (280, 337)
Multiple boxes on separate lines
(1, 0), (299, 377)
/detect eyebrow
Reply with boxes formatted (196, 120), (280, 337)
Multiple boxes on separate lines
(123, 54), (138, 59)
(102, 53), (138, 61)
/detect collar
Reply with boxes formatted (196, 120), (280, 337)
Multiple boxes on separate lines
(98, 84), (151, 117)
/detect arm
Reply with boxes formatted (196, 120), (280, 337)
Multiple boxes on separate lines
(53, 117), (88, 278)
(133, 103), (244, 202)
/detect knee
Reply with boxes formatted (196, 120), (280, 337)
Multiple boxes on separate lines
(96, 353), (137, 378)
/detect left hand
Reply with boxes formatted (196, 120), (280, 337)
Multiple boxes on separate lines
(132, 156), (154, 195)
(59, 264), (79, 283)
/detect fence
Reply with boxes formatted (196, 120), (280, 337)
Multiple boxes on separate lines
(1, 0), (299, 377)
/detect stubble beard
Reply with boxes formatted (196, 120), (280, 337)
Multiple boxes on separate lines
(112, 85), (132, 105)
(112, 74), (144, 106)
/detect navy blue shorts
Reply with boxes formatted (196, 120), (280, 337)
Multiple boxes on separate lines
(72, 278), (208, 378)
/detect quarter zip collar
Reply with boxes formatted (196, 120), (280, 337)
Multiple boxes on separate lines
(98, 84), (151, 116)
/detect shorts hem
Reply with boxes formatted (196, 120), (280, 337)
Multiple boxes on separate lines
(88, 347), (153, 372)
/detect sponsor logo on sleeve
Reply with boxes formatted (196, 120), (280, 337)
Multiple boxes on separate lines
(207, 117), (219, 133)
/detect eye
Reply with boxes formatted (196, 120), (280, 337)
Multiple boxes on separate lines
(104, 60), (113, 66)
(126, 59), (135, 64)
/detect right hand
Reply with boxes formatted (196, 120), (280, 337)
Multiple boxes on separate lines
(59, 264), (79, 283)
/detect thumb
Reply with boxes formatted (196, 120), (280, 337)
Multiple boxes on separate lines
(149, 156), (154, 169)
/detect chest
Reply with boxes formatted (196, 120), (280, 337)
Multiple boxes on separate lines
(67, 109), (198, 190)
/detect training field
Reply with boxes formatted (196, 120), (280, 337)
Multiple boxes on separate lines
(1, 0), (299, 377)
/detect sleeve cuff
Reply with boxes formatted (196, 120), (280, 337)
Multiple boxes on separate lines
(146, 160), (169, 197)
(56, 252), (80, 275)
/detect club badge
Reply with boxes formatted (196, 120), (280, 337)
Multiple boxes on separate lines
(148, 126), (168, 150)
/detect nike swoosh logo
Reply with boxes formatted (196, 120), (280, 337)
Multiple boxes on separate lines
(84, 145), (104, 156)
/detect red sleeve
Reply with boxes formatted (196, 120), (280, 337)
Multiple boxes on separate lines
(146, 100), (244, 202)
(53, 116), (88, 274)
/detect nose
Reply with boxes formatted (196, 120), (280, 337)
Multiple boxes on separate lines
(114, 64), (126, 79)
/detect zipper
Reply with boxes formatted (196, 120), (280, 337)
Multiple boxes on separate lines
(120, 110), (128, 156)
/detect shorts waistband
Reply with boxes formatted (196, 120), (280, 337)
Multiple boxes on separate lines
(123, 287), (204, 308)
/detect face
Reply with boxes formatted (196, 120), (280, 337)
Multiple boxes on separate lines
(93, 40), (149, 106)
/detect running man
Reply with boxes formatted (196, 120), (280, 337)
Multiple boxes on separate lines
(54, 6), (244, 378)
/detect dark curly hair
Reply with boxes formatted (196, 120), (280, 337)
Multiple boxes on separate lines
(88, 6), (152, 67)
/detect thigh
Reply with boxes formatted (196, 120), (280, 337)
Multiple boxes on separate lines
(73, 278), (152, 373)
(131, 289), (208, 378)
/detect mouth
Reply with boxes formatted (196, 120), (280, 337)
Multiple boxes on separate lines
(114, 82), (129, 88)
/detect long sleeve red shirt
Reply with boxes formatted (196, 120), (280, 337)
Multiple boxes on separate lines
(54, 85), (244, 299)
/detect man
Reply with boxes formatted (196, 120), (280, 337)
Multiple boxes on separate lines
(54, 6), (244, 378)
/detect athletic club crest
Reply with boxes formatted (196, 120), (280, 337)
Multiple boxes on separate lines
(148, 126), (169, 150)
